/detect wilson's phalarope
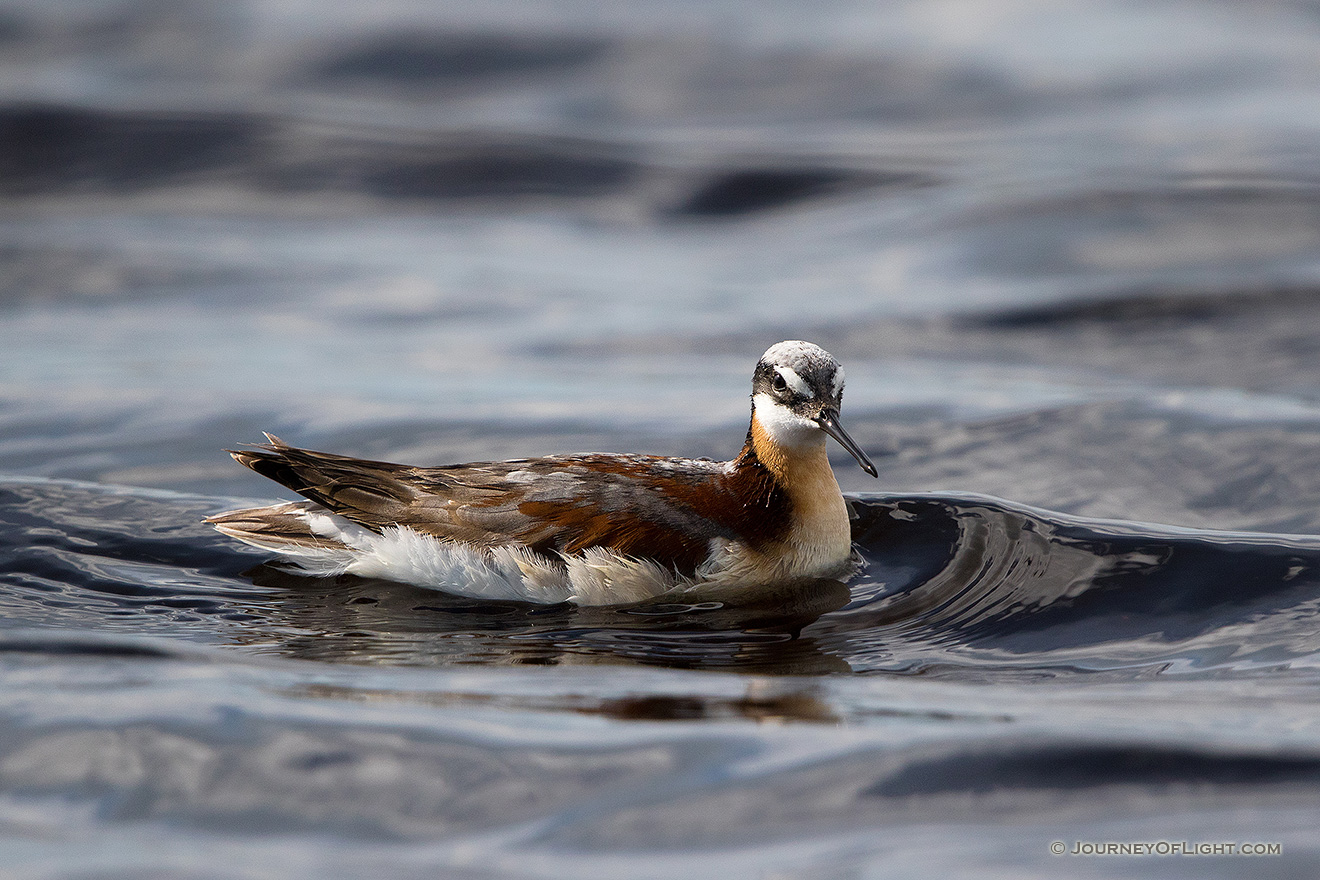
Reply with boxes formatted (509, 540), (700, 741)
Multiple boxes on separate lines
(208, 340), (877, 605)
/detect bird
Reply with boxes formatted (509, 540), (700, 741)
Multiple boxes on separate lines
(207, 340), (878, 606)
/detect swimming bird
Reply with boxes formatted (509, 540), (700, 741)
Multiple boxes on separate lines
(207, 340), (878, 605)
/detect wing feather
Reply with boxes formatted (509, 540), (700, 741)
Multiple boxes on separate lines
(226, 437), (743, 575)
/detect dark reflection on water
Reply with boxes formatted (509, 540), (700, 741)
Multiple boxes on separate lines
(287, 680), (846, 724)
(865, 744), (1320, 797)
(241, 565), (852, 674)
(832, 496), (1320, 667)
(307, 31), (611, 85)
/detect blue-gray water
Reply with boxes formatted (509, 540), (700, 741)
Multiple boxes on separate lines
(4, 1), (1320, 877)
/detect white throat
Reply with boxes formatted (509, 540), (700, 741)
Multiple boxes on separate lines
(752, 393), (824, 451)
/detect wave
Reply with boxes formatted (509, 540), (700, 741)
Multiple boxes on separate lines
(824, 494), (1320, 675)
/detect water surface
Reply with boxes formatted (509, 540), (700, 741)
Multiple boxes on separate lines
(3, 0), (1320, 876)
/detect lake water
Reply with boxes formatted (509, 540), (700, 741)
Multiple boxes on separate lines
(3, 0), (1320, 876)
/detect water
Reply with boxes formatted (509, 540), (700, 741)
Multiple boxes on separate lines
(4, 0), (1320, 876)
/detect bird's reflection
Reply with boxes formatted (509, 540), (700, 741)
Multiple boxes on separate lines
(229, 564), (852, 673)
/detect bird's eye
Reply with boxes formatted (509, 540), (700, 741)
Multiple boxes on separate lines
(772, 373), (787, 392)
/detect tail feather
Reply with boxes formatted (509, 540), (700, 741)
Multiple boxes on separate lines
(225, 434), (423, 531)
(205, 501), (347, 551)
(205, 500), (367, 576)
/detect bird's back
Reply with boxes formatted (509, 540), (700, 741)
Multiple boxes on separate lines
(215, 437), (780, 577)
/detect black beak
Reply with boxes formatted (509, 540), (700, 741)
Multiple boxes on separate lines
(815, 407), (878, 478)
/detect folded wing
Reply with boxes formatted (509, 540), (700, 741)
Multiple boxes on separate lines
(211, 435), (740, 575)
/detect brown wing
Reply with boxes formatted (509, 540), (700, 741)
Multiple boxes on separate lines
(226, 435), (766, 575)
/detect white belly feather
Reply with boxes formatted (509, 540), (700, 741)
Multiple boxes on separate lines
(233, 508), (692, 605)
(225, 496), (854, 607)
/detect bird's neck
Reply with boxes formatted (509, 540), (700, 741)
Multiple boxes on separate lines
(732, 411), (851, 575)
(736, 412), (844, 527)
(738, 410), (829, 485)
